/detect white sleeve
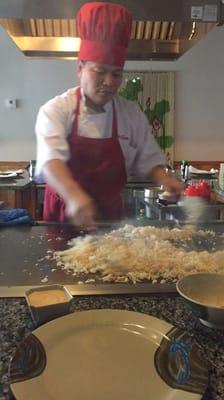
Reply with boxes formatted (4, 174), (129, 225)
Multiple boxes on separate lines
(130, 104), (166, 177)
(35, 93), (75, 180)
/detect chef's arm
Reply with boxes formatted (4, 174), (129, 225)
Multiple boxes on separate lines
(148, 165), (184, 194)
(42, 159), (96, 227)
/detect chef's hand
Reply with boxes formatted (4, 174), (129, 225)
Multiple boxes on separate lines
(42, 160), (97, 229)
(149, 165), (184, 195)
(161, 174), (184, 195)
(65, 188), (97, 229)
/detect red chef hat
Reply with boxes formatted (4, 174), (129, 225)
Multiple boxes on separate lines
(76, 2), (132, 67)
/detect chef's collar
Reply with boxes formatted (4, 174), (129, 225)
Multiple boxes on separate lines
(80, 86), (112, 114)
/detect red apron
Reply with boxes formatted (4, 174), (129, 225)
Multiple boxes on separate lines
(43, 87), (127, 222)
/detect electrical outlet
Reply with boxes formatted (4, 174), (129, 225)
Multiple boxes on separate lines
(5, 99), (17, 109)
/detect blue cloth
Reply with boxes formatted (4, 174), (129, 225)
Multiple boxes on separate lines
(0, 208), (33, 226)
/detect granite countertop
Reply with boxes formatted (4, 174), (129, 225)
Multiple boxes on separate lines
(1, 294), (224, 400)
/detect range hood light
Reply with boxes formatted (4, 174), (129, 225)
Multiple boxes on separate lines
(9, 35), (80, 53)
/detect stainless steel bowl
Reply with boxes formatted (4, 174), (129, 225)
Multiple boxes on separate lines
(176, 273), (224, 329)
(144, 187), (161, 199)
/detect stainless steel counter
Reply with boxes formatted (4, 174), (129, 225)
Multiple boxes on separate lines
(134, 191), (224, 222)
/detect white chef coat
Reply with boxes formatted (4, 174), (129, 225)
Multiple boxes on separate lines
(35, 86), (165, 182)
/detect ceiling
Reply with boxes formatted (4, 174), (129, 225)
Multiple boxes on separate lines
(0, 0), (223, 60)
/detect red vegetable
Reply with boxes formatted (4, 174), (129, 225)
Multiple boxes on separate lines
(184, 180), (211, 197)
(184, 185), (199, 197)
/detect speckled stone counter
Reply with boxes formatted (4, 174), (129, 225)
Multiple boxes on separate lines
(0, 294), (224, 400)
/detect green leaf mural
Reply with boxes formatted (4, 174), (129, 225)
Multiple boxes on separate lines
(119, 77), (173, 151)
(157, 135), (174, 149)
(119, 77), (143, 109)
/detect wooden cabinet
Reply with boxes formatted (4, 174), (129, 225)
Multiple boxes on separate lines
(0, 161), (43, 220)
(0, 161), (29, 208)
(0, 185), (44, 220)
(0, 190), (16, 209)
(174, 161), (221, 171)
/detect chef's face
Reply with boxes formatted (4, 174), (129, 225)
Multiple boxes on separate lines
(77, 61), (123, 106)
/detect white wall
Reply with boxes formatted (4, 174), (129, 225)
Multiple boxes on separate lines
(0, 25), (224, 162)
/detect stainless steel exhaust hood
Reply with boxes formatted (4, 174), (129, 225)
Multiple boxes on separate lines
(0, 0), (223, 60)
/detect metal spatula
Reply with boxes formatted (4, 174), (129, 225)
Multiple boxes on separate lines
(178, 196), (207, 225)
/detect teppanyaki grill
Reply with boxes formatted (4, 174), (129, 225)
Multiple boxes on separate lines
(0, 221), (224, 297)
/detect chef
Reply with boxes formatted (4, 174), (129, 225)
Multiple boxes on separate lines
(35, 2), (182, 228)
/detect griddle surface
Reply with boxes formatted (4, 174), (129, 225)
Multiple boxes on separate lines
(0, 226), (81, 286)
(0, 222), (223, 294)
